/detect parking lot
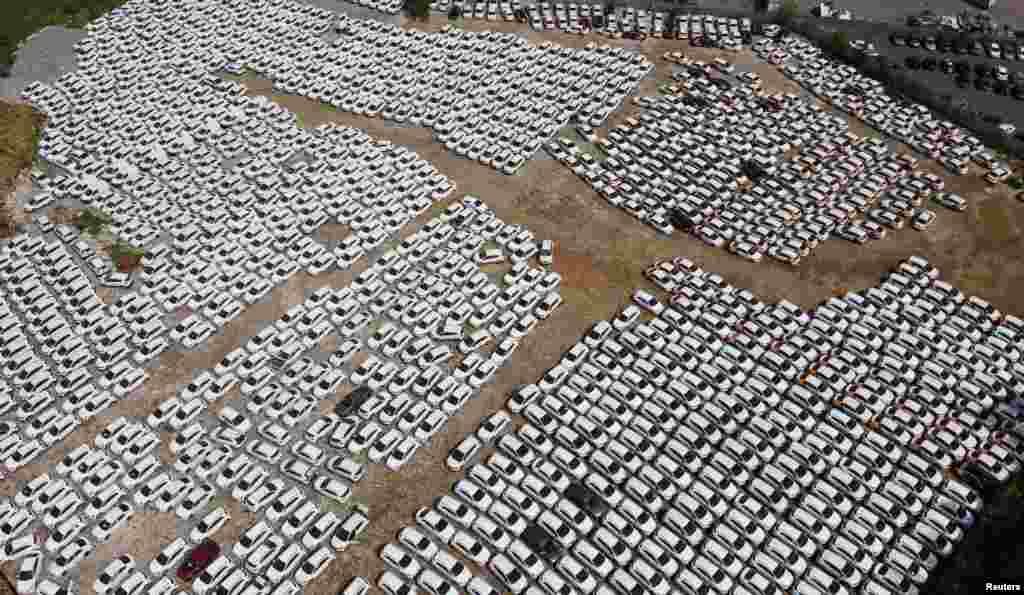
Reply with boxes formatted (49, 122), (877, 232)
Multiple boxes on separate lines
(3, 0), (1024, 594)
(806, 17), (1024, 136)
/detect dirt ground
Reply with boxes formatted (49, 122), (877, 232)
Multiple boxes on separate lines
(5, 16), (1024, 595)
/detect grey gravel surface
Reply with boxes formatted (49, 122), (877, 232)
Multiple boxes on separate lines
(807, 19), (1024, 134)
(0, 26), (86, 100)
(299, 0), (403, 24)
(792, 0), (1024, 30)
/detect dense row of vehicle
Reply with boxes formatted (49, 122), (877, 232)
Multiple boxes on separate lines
(890, 31), (1024, 62)
(761, 36), (1007, 178)
(375, 255), (1021, 595)
(546, 60), (954, 265)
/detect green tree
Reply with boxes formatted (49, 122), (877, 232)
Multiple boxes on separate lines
(829, 30), (850, 58)
(76, 208), (112, 236)
(406, 0), (430, 20)
(780, 0), (799, 21)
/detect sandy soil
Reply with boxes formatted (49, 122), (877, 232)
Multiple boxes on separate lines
(5, 15), (1024, 595)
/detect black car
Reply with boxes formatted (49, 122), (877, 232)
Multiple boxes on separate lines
(1013, 86), (1024, 101)
(956, 76), (971, 89)
(741, 160), (768, 180)
(710, 78), (731, 90)
(954, 40), (969, 54)
(976, 77), (994, 92)
(521, 524), (563, 561)
(940, 39), (954, 52)
(994, 81), (1010, 96)
(954, 60), (971, 75)
(921, 57), (937, 71)
(334, 386), (373, 417)
(905, 56), (921, 70)
(958, 462), (1003, 497)
(668, 209), (696, 231)
(565, 482), (609, 518)
(974, 63), (990, 78)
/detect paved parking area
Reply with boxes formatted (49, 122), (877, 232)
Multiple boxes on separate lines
(791, 0), (1024, 31)
(804, 18), (1024, 135)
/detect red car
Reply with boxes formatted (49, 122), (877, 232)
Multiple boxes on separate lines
(176, 540), (221, 581)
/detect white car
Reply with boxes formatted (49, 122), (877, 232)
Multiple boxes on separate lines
(190, 506), (230, 543)
(150, 537), (189, 575)
(92, 502), (133, 542)
(295, 546), (336, 585)
(48, 537), (91, 577)
(16, 550), (41, 594)
(94, 555), (134, 595)
(632, 289), (664, 315)
(266, 543), (305, 585)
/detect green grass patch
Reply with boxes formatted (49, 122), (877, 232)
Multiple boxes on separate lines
(976, 200), (1017, 244)
(958, 267), (998, 294)
(559, 285), (619, 322)
(0, 101), (46, 198)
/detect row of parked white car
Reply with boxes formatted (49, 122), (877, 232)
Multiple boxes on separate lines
(0, 236), (155, 471)
(2, 191), (561, 594)
(547, 63), (959, 265)
(373, 254), (1020, 595)
(436, 0), (525, 20)
(758, 36), (1000, 177)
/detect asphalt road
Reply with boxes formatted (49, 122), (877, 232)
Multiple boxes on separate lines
(0, 26), (86, 99)
(791, 0), (1024, 31)
(809, 19), (1024, 132)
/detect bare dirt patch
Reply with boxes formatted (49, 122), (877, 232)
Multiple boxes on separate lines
(314, 222), (352, 245)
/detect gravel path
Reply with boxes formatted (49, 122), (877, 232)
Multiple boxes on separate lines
(0, 26), (86, 100)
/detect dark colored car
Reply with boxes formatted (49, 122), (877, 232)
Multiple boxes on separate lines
(905, 56), (921, 70)
(954, 60), (971, 75)
(565, 482), (609, 518)
(668, 209), (696, 231)
(959, 463), (1003, 496)
(956, 76), (971, 89)
(993, 81), (1009, 96)
(974, 62), (990, 78)
(976, 77), (994, 92)
(940, 38), (954, 52)
(521, 524), (563, 561)
(954, 40), (969, 54)
(1013, 86), (1024, 100)
(334, 386), (373, 417)
(177, 540), (221, 581)
(921, 57), (938, 71)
